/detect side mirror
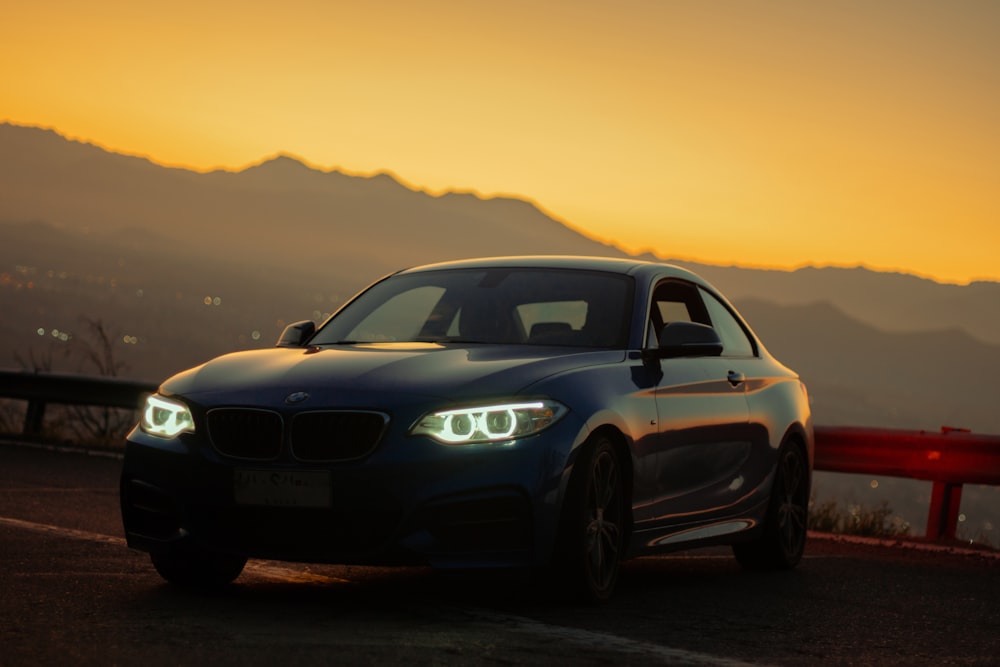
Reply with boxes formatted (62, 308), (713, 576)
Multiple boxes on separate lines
(654, 321), (723, 358)
(276, 320), (316, 347)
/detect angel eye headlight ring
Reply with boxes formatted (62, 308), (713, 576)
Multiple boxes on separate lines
(140, 394), (195, 438)
(411, 400), (566, 444)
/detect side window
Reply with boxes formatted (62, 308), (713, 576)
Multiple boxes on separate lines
(700, 288), (756, 357)
(656, 300), (692, 324)
(647, 280), (710, 347)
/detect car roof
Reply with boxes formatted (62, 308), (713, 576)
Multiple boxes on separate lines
(395, 255), (706, 283)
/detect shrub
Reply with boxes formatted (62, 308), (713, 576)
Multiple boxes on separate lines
(809, 498), (911, 538)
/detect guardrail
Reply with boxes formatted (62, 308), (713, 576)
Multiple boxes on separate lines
(2, 371), (998, 540)
(813, 425), (1000, 540)
(0, 370), (156, 436)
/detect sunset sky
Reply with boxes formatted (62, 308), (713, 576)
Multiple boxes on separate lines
(3, 1), (998, 284)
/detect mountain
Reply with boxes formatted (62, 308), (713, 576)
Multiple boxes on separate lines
(3, 121), (999, 346)
(737, 299), (1000, 433)
(674, 262), (1000, 346)
(0, 123), (619, 278)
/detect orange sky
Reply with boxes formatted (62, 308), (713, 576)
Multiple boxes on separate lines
(3, 1), (999, 284)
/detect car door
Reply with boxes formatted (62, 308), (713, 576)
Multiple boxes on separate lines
(631, 279), (757, 527)
(696, 285), (776, 510)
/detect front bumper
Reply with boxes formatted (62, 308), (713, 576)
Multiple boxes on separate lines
(120, 414), (584, 569)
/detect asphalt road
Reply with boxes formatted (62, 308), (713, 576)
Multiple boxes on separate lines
(1, 442), (997, 666)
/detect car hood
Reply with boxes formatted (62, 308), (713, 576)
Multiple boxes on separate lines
(161, 343), (624, 408)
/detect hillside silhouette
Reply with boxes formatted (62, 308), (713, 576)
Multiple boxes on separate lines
(4, 122), (999, 344)
(0, 123), (615, 276)
(680, 262), (1000, 346)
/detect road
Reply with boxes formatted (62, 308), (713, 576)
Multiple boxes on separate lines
(1, 442), (997, 666)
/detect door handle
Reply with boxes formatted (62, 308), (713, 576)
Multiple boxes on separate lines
(727, 370), (745, 387)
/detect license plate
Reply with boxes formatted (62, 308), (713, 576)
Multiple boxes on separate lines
(234, 469), (331, 508)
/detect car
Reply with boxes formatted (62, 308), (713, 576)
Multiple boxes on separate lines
(120, 255), (813, 601)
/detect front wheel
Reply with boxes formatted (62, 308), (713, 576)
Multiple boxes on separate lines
(733, 442), (809, 570)
(150, 547), (247, 587)
(554, 435), (626, 602)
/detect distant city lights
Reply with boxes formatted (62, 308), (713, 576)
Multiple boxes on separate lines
(32, 326), (144, 345)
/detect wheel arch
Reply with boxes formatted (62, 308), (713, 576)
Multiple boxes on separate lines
(583, 424), (635, 544)
(780, 421), (815, 476)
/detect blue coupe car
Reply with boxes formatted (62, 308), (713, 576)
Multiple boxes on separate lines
(121, 256), (813, 601)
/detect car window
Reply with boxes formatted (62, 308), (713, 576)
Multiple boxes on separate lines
(700, 288), (756, 357)
(342, 286), (446, 343)
(312, 268), (634, 348)
(656, 300), (692, 324)
(517, 300), (589, 334)
(647, 280), (710, 348)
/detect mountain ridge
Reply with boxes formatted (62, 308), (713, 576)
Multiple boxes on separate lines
(6, 121), (995, 284)
(2, 121), (999, 345)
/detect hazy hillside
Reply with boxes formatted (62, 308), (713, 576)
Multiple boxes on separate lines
(0, 123), (618, 275)
(4, 121), (999, 347)
(737, 299), (1000, 433)
(0, 221), (354, 382)
(678, 262), (1000, 346)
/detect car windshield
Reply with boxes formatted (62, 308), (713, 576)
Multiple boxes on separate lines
(311, 268), (635, 348)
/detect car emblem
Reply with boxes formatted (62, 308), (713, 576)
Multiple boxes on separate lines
(285, 391), (310, 404)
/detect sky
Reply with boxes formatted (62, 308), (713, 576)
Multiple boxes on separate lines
(3, 1), (999, 284)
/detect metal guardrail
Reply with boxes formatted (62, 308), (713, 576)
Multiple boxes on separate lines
(2, 371), (997, 540)
(814, 425), (1000, 540)
(0, 370), (156, 436)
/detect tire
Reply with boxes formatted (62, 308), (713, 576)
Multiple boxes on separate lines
(555, 435), (626, 602)
(733, 442), (809, 570)
(150, 547), (247, 587)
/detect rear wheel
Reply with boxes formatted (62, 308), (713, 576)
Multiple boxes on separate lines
(150, 547), (247, 587)
(555, 435), (625, 602)
(734, 442), (809, 570)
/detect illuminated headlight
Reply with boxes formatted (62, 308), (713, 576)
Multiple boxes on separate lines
(411, 400), (566, 444)
(140, 394), (195, 438)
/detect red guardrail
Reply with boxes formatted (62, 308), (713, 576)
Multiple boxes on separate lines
(813, 425), (1000, 540)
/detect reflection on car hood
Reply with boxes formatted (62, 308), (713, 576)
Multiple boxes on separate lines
(161, 343), (624, 405)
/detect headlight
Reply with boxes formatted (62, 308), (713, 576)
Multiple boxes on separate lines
(411, 400), (566, 444)
(140, 394), (195, 438)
